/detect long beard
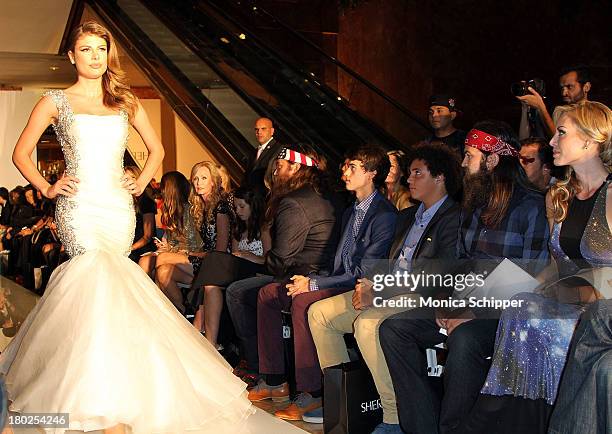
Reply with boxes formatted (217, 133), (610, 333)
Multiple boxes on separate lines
(462, 169), (492, 212)
(270, 172), (290, 195)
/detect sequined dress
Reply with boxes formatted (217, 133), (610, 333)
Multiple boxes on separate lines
(0, 90), (254, 433)
(481, 178), (612, 405)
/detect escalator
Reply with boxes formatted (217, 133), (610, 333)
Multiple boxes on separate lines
(84, 0), (430, 181)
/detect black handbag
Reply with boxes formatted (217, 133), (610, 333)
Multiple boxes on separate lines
(324, 360), (383, 434)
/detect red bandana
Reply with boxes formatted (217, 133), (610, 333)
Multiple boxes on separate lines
(465, 129), (520, 157)
(277, 148), (319, 167)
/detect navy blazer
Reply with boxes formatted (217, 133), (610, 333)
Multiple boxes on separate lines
(383, 196), (461, 298)
(313, 191), (397, 289)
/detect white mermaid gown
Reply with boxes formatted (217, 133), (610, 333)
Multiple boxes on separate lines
(0, 90), (255, 433)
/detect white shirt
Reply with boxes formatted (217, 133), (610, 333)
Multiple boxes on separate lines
(256, 137), (274, 160)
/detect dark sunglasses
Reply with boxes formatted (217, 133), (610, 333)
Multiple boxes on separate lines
(519, 156), (536, 165)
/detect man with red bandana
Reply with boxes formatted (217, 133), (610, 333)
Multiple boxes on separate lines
(379, 120), (550, 434)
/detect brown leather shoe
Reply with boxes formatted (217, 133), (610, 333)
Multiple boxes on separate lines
(274, 393), (322, 421)
(247, 380), (290, 402)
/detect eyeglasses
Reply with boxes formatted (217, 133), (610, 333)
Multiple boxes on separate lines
(519, 156), (536, 165)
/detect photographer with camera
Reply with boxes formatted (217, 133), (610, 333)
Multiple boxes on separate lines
(514, 78), (555, 139)
(515, 65), (593, 140)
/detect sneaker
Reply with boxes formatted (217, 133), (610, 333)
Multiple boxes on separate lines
(302, 406), (323, 424)
(247, 379), (290, 402)
(274, 392), (322, 421)
(371, 422), (403, 434)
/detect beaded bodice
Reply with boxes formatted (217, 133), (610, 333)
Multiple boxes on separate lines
(550, 180), (612, 274)
(44, 90), (135, 257)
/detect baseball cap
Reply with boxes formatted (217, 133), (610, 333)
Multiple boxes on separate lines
(429, 94), (458, 112)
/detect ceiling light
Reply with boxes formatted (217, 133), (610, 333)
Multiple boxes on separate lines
(239, 33), (246, 40)
(49, 66), (59, 71)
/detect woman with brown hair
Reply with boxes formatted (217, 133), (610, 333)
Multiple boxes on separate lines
(138, 170), (201, 283)
(1, 20), (256, 434)
(190, 187), (271, 350)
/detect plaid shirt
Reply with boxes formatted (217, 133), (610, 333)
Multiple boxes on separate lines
(458, 185), (550, 274)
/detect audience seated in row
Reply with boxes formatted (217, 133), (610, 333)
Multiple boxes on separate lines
(3, 99), (610, 434)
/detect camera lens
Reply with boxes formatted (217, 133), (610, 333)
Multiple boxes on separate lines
(510, 82), (526, 97)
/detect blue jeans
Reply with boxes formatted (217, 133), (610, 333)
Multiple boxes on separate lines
(548, 299), (612, 434)
(380, 307), (498, 434)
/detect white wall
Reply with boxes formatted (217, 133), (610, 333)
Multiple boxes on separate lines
(126, 98), (163, 181)
(127, 101), (215, 180)
(0, 89), (41, 189)
(175, 115), (217, 177)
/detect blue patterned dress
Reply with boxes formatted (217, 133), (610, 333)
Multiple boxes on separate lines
(481, 178), (612, 405)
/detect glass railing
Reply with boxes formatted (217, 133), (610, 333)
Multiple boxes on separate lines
(139, 0), (429, 160)
(201, 0), (431, 146)
(88, 0), (432, 177)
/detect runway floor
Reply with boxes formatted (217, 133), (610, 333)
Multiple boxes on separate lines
(0, 275), (321, 434)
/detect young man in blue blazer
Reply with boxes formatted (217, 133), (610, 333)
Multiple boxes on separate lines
(308, 143), (463, 432)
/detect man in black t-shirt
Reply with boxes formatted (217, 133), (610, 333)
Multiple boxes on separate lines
(426, 94), (466, 157)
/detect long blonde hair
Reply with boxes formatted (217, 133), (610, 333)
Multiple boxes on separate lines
(189, 161), (226, 229)
(68, 21), (138, 120)
(217, 164), (231, 192)
(550, 101), (612, 222)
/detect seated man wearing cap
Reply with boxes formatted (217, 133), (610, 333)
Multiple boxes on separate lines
(249, 145), (397, 420)
(427, 94), (466, 157)
(380, 120), (550, 434)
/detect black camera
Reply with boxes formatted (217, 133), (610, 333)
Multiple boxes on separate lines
(510, 78), (546, 97)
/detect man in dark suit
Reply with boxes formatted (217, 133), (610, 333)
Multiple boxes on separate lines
(307, 143), (462, 433)
(249, 145), (397, 422)
(244, 117), (284, 194)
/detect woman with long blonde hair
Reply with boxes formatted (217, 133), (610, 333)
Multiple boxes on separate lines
(467, 100), (612, 433)
(155, 161), (235, 314)
(2, 20), (256, 434)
